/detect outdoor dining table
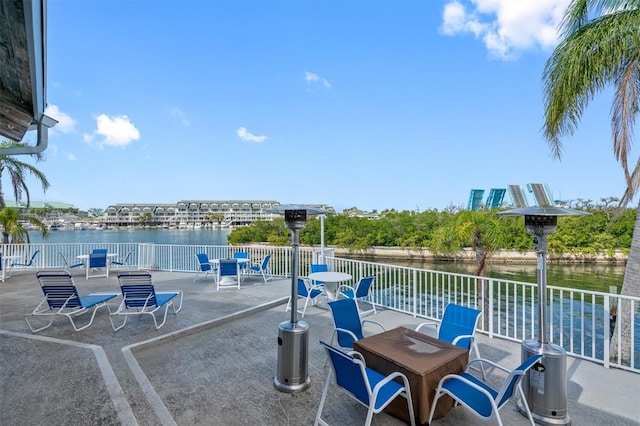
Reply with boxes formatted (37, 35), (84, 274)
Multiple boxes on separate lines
(209, 258), (250, 267)
(353, 326), (469, 425)
(77, 253), (118, 262)
(307, 271), (352, 301)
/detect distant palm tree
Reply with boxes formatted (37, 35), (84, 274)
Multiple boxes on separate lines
(0, 207), (48, 244)
(542, 0), (640, 365)
(0, 140), (50, 209)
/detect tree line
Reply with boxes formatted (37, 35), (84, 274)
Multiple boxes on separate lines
(228, 199), (635, 259)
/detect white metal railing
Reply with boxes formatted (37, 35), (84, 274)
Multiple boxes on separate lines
(3, 242), (637, 372)
(329, 256), (638, 373)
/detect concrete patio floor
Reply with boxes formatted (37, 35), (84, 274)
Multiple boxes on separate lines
(0, 269), (638, 426)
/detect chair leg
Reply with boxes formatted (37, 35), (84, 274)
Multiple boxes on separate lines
(518, 383), (536, 426)
(24, 316), (55, 333)
(314, 370), (333, 426)
(427, 387), (444, 425)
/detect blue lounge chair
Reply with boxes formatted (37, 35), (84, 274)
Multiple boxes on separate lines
(110, 271), (183, 331)
(315, 341), (416, 426)
(286, 278), (323, 318)
(428, 354), (543, 426)
(25, 271), (117, 333)
(338, 275), (376, 316)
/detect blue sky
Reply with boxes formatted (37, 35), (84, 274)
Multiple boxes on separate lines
(22, 0), (631, 212)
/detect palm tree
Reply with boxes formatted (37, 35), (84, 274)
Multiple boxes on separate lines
(0, 207), (48, 244)
(0, 140), (50, 209)
(429, 210), (504, 328)
(135, 212), (153, 226)
(542, 0), (640, 365)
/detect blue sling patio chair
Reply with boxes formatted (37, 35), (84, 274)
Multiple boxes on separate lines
(416, 303), (485, 378)
(217, 258), (241, 290)
(327, 298), (386, 351)
(86, 252), (109, 279)
(315, 341), (416, 426)
(233, 251), (249, 275)
(286, 278), (323, 318)
(249, 254), (272, 284)
(310, 263), (329, 287)
(110, 271), (183, 331)
(11, 250), (40, 269)
(428, 354), (543, 426)
(25, 271), (118, 333)
(60, 252), (85, 273)
(194, 253), (216, 282)
(337, 275), (377, 316)
(111, 250), (134, 270)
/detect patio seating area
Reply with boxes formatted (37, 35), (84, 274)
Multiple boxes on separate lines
(0, 270), (638, 425)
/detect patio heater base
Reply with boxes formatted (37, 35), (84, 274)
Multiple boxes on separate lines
(519, 339), (571, 426)
(274, 320), (310, 393)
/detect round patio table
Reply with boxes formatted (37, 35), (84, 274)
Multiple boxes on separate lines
(308, 271), (352, 302)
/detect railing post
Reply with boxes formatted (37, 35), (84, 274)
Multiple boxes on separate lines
(488, 277), (494, 338)
(412, 269), (418, 318)
(604, 295), (610, 369)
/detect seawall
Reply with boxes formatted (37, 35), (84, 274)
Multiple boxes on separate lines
(332, 246), (628, 265)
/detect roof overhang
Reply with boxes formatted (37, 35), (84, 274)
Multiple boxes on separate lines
(0, 0), (56, 155)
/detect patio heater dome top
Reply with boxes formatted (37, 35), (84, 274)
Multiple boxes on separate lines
(498, 206), (591, 236)
(267, 204), (327, 215)
(498, 206), (591, 217)
(267, 204), (327, 230)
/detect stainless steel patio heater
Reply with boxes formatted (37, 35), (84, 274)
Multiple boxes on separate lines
(499, 206), (590, 426)
(268, 204), (325, 393)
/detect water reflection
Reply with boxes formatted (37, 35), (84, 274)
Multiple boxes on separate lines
(357, 258), (625, 294)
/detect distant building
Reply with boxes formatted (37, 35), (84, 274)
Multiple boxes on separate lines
(5, 200), (76, 211)
(103, 200), (335, 228)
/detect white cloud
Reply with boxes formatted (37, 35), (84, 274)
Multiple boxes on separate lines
(169, 107), (190, 126)
(67, 153), (76, 161)
(236, 127), (267, 143)
(305, 71), (331, 89)
(89, 114), (141, 147)
(441, 0), (570, 60)
(44, 104), (76, 133)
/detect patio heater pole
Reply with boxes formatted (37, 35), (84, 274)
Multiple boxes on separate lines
(268, 205), (325, 393)
(290, 226), (300, 324)
(499, 206), (589, 426)
(320, 214), (325, 264)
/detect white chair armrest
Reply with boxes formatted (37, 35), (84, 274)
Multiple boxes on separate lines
(333, 327), (360, 343)
(436, 372), (496, 403)
(337, 284), (355, 294)
(415, 321), (438, 333)
(362, 319), (386, 333)
(466, 357), (510, 374)
(451, 334), (474, 347)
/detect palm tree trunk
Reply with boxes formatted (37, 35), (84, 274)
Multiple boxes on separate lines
(610, 201), (640, 365)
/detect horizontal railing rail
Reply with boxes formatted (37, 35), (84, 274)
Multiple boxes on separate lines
(1, 242), (636, 372)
